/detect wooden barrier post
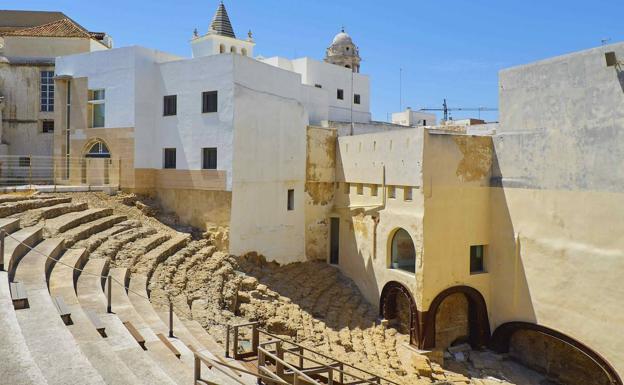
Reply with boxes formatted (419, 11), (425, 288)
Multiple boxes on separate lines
(106, 276), (112, 313)
(0, 230), (4, 271)
(225, 324), (231, 358)
(233, 326), (239, 359)
(168, 300), (174, 337)
(194, 354), (201, 382)
(252, 323), (259, 355)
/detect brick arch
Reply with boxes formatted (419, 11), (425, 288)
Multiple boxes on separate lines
(420, 285), (490, 349)
(379, 281), (419, 346)
(490, 322), (622, 385)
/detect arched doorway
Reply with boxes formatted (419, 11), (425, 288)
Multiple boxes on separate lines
(82, 139), (112, 185)
(491, 322), (622, 385)
(379, 281), (418, 346)
(389, 228), (416, 273)
(421, 286), (490, 350)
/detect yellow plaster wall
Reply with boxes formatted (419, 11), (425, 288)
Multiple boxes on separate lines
(489, 187), (624, 377)
(3, 36), (94, 58)
(421, 132), (493, 310)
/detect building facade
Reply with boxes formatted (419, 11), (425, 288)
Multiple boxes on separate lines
(0, 10), (110, 184)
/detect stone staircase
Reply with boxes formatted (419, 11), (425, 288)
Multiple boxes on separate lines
(0, 193), (252, 385)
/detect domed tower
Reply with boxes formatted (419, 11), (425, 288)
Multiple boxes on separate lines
(324, 28), (361, 73)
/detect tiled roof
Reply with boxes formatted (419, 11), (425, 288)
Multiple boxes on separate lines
(210, 2), (235, 38)
(2, 17), (91, 38)
(0, 10), (66, 30)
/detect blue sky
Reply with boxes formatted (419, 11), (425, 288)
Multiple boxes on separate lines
(8, 0), (624, 122)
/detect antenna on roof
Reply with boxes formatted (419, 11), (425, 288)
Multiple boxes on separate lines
(601, 38), (612, 46)
(420, 99), (498, 121)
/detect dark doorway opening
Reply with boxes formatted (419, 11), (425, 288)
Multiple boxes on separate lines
(329, 217), (339, 265)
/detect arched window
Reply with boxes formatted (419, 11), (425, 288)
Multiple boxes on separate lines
(241, 48), (247, 56)
(219, 44), (225, 54)
(230, 46), (236, 54)
(85, 140), (111, 158)
(345, 65), (351, 69)
(390, 228), (415, 273)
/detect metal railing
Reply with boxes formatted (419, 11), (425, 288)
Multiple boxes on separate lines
(226, 322), (400, 385)
(0, 155), (122, 188)
(0, 225), (400, 385)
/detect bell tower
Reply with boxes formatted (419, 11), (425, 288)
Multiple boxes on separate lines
(324, 28), (361, 73)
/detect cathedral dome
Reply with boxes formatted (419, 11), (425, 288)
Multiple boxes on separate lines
(332, 31), (352, 45)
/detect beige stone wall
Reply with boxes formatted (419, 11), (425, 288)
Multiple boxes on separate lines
(150, 188), (231, 229)
(509, 329), (612, 385)
(304, 126), (337, 261)
(434, 293), (469, 349)
(3, 36), (95, 58)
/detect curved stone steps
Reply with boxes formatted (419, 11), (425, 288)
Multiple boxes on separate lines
(0, 197), (72, 218)
(44, 208), (113, 236)
(73, 220), (142, 253)
(48, 248), (145, 385)
(0, 194), (54, 204)
(16, 202), (89, 228)
(108, 268), (193, 385)
(114, 231), (169, 268)
(5, 226), (44, 282)
(60, 214), (127, 248)
(129, 274), (254, 385)
(0, 217), (21, 234)
(77, 259), (177, 385)
(132, 234), (190, 278)
(91, 226), (156, 262)
(0, 271), (49, 385)
(13, 238), (107, 385)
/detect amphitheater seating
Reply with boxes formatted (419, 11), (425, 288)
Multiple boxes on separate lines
(0, 193), (245, 385)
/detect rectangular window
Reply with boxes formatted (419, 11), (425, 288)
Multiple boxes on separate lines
(344, 182), (350, 194)
(388, 186), (396, 199)
(370, 184), (378, 197)
(163, 95), (177, 116)
(354, 94), (361, 104)
(404, 187), (412, 201)
(163, 148), (176, 169)
(18, 157), (31, 167)
(287, 189), (294, 211)
(356, 184), (363, 195)
(202, 91), (218, 113)
(88, 89), (105, 128)
(41, 120), (54, 133)
(314, 84), (322, 89)
(337, 89), (344, 100)
(470, 245), (486, 273)
(202, 147), (217, 169)
(40, 70), (54, 112)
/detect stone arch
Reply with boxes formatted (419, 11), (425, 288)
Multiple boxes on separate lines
(83, 138), (111, 158)
(379, 281), (418, 346)
(421, 285), (490, 349)
(388, 228), (416, 273)
(241, 48), (247, 56)
(230, 46), (236, 54)
(219, 44), (225, 53)
(490, 322), (622, 385)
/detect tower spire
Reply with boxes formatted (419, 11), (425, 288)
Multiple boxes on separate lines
(210, 1), (235, 38)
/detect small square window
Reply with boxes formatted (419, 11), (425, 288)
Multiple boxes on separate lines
(163, 148), (176, 169)
(287, 189), (294, 211)
(354, 94), (361, 104)
(163, 95), (177, 116)
(202, 91), (218, 113)
(202, 147), (217, 169)
(337, 89), (344, 100)
(388, 186), (396, 199)
(344, 182), (350, 194)
(18, 157), (31, 167)
(470, 245), (486, 273)
(42, 120), (54, 133)
(370, 185), (378, 197)
(356, 184), (363, 195)
(404, 187), (412, 201)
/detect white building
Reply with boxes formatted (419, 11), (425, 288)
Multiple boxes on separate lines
(53, 2), (376, 263)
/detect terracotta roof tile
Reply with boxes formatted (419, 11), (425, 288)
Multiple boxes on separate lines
(3, 18), (91, 38)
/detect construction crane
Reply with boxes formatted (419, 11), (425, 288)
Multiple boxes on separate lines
(420, 99), (498, 121)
